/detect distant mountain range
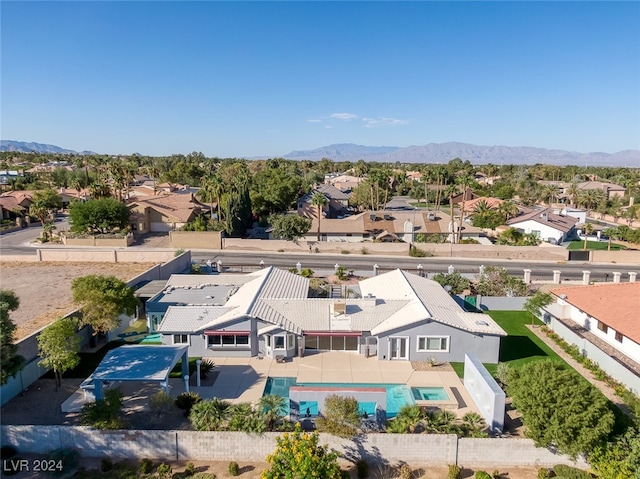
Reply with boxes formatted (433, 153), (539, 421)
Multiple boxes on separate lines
(0, 140), (97, 155)
(3, 139), (639, 167)
(283, 142), (640, 167)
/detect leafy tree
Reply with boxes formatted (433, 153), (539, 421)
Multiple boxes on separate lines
(0, 290), (24, 384)
(261, 423), (343, 479)
(80, 388), (125, 429)
(311, 192), (328, 241)
(476, 266), (528, 297)
(508, 359), (615, 459)
(268, 214), (311, 242)
(315, 395), (361, 438)
(71, 275), (139, 335)
(29, 189), (62, 240)
(189, 397), (232, 431)
(259, 394), (287, 431)
(37, 317), (81, 391)
(69, 197), (131, 234)
(589, 427), (640, 479)
(432, 271), (471, 295)
(251, 160), (304, 216)
(523, 291), (554, 325)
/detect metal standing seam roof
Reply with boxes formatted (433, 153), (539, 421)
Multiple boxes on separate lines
(158, 305), (235, 333)
(90, 345), (188, 382)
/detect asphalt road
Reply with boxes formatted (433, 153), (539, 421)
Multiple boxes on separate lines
(191, 250), (638, 282)
(0, 216), (70, 255)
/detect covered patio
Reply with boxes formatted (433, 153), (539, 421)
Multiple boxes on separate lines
(80, 344), (189, 401)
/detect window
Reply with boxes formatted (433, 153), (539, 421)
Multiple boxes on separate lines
(173, 334), (189, 344)
(265, 335), (271, 348)
(597, 321), (609, 333)
(615, 331), (623, 343)
(287, 334), (295, 349)
(274, 336), (285, 349)
(207, 334), (250, 348)
(531, 230), (541, 238)
(417, 336), (449, 352)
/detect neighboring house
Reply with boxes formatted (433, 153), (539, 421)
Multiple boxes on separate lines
(506, 207), (578, 244)
(577, 181), (626, 200)
(405, 171), (423, 182)
(303, 210), (483, 243)
(0, 191), (34, 220)
(327, 174), (365, 193)
(544, 282), (640, 379)
(461, 197), (505, 215)
(129, 192), (210, 233)
(156, 267), (506, 363)
(552, 207), (587, 225)
(57, 187), (89, 208)
(0, 170), (22, 185)
(297, 184), (351, 219)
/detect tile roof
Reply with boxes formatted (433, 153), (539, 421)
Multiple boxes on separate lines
(462, 197), (505, 214)
(130, 192), (209, 223)
(550, 282), (640, 343)
(507, 207), (578, 233)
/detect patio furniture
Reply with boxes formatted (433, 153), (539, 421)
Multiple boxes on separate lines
(276, 355), (285, 363)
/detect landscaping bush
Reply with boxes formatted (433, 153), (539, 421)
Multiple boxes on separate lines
(139, 458), (154, 474)
(157, 462), (172, 479)
(228, 461), (239, 476)
(80, 388), (125, 429)
(192, 473), (217, 479)
(149, 390), (174, 417)
(356, 459), (369, 478)
(341, 249), (350, 254)
(475, 472), (491, 479)
(408, 245), (430, 257)
(175, 391), (202, 417)
(46, 448), (79, 477)
(184, 462), (196, 475)
(100, 457), (113, 472)
(448, 464), (462, 479)
(552, 464), (593, 479)
(398, 463), (413, 479)
(537, 468), (551, 479)
(199, 360), (215, 379)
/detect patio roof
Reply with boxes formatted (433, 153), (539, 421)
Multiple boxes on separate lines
(89, 345), (189, 400)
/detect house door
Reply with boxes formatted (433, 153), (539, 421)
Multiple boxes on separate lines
(389, 337), (408, 360)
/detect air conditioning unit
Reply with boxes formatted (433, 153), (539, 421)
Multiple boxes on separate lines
(369, 213), (377, 221)
(540, 213), (548, 221)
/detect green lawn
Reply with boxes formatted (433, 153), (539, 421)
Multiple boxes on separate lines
(450, 310), (568, 378)
(567, 240), (626, 251)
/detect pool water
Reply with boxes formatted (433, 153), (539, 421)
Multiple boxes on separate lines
(411, 386), (449, 401)
(263, 377), (419, 418)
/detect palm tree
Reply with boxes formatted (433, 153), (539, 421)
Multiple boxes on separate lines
(455, 175), (474, 242)
(498, 200), (519, 222)
(541, 184), (560, 206)
(567, 182), (581, 208)
(395, 404), (424, 433)
(259, 394), (286, 431)
(582, 222), (594, 250)
(189, 397), (232, 431)
(311, 192), (328, 241)
(443, 183), (459, 243)
(198, 174), (222, 221)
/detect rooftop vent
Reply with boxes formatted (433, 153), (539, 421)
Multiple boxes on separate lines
(383, 213), (391, 220)
(427, 212), (436, 221)
(369, 212), (377, 221)
(540, 213), (549, 221)
(475, 320), (489, 326)
(331, 300), (347, 316)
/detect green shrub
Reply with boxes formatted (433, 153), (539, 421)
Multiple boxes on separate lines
(475, 472), (491, 479)
(448, 464), (462, 479)
(46, 448), (79, 477)
(199, 361), (215, 379)
(360, 247), (369, 255)
(408, 245), (429, 257)
(492, 471), (501, 479)
(100, 457), (113, 472)
(191, 473), (217, 479)
(537, 468), (551, 479)
(356, 459), (369, 478)
(184, 462), (196, 475)
(149, 390), (174, 417)
(299, 268), (314, 278)
(175, 391), (202, 417)
(552, 464), (593, 479)
(139, 458), (154, 474)
(157, 462), (173, 479)
(398, 463), (413, 479)
(80, 388), (125, 429)
(340, 470), (351, 479)
(341, 249), (350, 254)
(228, 461), (239, 476)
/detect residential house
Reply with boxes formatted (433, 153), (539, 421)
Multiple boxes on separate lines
(297, 184), (351, 219)
(156, 267), (506, 363)
(129, 191), (210, 233)
(506, 207), (578, 244)
(0, 170), (22, 185)
(327, 174), (364, 193)
(303, 210), (483, 243)
(578, 181), (626, 200)
(0, 190), (33, 220)
(543, 282), (640, 389)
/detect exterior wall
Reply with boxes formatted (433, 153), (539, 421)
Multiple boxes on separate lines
(35, 249), (177, 263)
(544, 313), (640, 393)
(0, 426), (587, 469)
(591, 249), (640, 264)
(478, 296), (528, 311)
(61, 234), (134, 247)
(463, 354), (505, 433)
(170, 231), (223, 249)
(376, 321), (502, 364)
(509, 219), (568, 243)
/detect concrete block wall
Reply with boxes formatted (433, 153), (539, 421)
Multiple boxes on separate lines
(1, 426), (587, 469)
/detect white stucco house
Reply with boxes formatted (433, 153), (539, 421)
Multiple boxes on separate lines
(154, 267), (506, 364)
(507, 207), (578, 244)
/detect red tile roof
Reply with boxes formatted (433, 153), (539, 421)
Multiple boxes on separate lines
(550, 282), (640, 343)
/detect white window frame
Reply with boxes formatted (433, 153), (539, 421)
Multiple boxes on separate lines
(389, 336), (409, 360)
(207, 334), (250, 348)
(287, 334), (295, 349)
(273, 334), (286, 350)
(416, 335), (450, 353)
(173, 334), (189, 345)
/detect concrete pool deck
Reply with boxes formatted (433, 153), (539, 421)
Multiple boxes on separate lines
(181, 352), (479, 417)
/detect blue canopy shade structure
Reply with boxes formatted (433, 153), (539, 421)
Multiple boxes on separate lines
(88, 345), (189, 400)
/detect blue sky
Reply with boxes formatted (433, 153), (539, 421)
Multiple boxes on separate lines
(2, 1), (639, 157)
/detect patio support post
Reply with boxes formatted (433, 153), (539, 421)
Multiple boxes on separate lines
(184, 375), (189, 393)
(94, 380), (104, 401)
(196, 360), (201, 387)
(181, 350), (189, 378)
(612, 272), (621, 283)
(629, 272), (637, 282)
(582, 270), (591, 285)
(553, 270), (561, 284)
(373, 264), (378, 276)
(448, 265), (455, 274)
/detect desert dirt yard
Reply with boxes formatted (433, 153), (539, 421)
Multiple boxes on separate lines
(0, 261), (157, 340)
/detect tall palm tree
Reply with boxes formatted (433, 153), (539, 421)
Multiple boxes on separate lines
(455, 175), (474, 242)
(541, 184), (560, 207)
(567, 182), (581, 208)
(198, 174), (222, 221)
(311, 192), (328, 241)
(582, 222), (594, 250)
(498, 200), (519, 222)
(259, 394), (286, 431)
(443, 183), (459, 243)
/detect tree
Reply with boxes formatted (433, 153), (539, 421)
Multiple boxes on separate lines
(508, 360), (615, 459)
(69, 197), (131, 234)
(311, 192), (328, 241)
(189, 397), (232, 431)
(71, 275), (139, 335)
(197, 173), (223, 221)
(589, 427), (640, 479)
(259, 394), (287, 432)
(315, 394), (361, 438)
(227, 402), (267, 433)
(582, 222), (594, 250)
(455, 175), (474, 242)
(0, 290), (24, 385)
(261, 424), (343, 479)
(268, 214), (311, 242)
(475, 266), (528, 297)
(37, 317), (81, 391)
(523, 291), (554, 325)
(251, 160), (304, 216)
(29, 189), (62, 240)
(432, 272), (471, 295)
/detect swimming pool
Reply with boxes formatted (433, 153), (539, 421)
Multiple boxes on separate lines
(411, 386), (450, 401)
(262, 377), (417, 418)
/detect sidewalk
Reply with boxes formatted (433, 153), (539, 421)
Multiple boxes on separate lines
(527, 325), (632, 418)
